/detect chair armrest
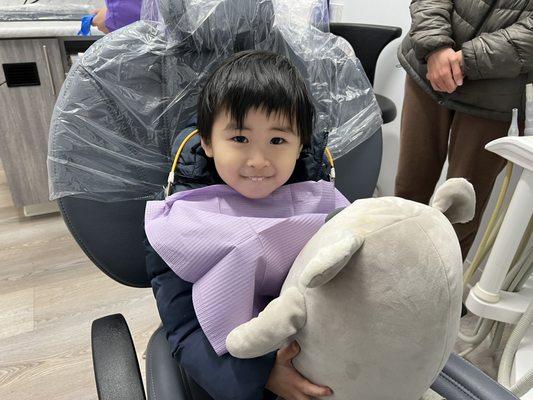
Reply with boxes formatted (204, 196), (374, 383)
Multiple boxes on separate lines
(431, 353), (519, 400)
(329, 22), (402, 85)
(91, 314), (146, 400)
(375, 93), (396, 124)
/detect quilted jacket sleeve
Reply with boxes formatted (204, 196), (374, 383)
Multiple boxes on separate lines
(408, 0), (455, 61)
(462, 15), (533, 80)
(144, 239), (277, 400)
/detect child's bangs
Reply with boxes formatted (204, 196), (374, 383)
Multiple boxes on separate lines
(198, 50), (314, 145)
(222, 100), (297, 133)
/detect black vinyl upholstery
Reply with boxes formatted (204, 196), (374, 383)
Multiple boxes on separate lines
(146, 327), (213, 400)
(330, 23), (401, 124)
(91, 314), (146, 400)
(329, 23), (402, 86)
(334, 127), (382, 201)
(58, 197), (150, 288)
(376, 93), (397, 124)
(431, 353), (518, 400)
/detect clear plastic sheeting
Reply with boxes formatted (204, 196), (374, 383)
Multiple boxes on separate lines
(48, 0), (382, 202)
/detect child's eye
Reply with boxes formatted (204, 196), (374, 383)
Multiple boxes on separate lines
(231, 136), (248, 143)
(271, 137), (286, 145)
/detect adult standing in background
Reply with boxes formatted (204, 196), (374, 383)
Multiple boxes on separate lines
(396, 0), (532, 261)
(91, 0), (143, 33)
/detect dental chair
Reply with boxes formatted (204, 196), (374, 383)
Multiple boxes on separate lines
(49, 1), (520, 399)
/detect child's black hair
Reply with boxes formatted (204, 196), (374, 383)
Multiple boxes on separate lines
(197, 50), (315, 146)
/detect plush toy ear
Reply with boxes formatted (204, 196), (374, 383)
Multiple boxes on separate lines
(431, 178), (475, 224)
(299, 229), (363, 289)
(226, 287), (306, 359)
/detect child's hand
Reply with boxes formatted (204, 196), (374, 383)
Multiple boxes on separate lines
(266, 341), (333, 400)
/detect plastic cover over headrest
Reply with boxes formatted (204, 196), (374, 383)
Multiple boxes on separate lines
(48, 0), (382, 201)
(150, 0), (276, 51)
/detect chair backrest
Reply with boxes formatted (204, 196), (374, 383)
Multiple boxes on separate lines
(58, 22), (398, 288)
(59, 197), (150, 287)
(58, 136), (383, 288)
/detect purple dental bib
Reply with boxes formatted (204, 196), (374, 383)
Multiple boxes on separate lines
(145, 180), (349, 355)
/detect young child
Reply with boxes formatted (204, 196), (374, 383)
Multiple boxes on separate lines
(145, 50), (348, 400)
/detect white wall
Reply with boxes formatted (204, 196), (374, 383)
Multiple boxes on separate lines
(333, 0), (518, 265)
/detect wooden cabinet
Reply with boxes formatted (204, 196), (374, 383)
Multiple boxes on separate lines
(0, 38), (65, 208)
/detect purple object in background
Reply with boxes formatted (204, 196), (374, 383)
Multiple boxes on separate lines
(145, 180), (349, 355)
(104, 0), (142, 32)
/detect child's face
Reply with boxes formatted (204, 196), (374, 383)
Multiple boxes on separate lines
(201, 108), (303, 199)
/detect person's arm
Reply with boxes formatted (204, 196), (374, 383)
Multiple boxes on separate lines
(91, 7), (109, 33)
(144, 239), (277, 400)
(408, 0), (455, 62)
(408, 1), (462, 93)
(103, 0), (143, 32)
(462, 15), (533, 80)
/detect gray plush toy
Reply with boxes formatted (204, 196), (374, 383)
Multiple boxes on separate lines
(226, 178), (475, 400)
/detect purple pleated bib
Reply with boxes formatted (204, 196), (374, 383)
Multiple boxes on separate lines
(145, 180), (349, 355)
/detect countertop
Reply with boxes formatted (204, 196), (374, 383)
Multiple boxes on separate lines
(0, 21), (104, 39)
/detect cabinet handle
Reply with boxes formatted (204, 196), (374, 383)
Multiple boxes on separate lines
(42, 45), (56, 97)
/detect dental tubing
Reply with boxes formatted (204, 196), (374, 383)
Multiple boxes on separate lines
(462, 84), (532, 287)
(526, 83), (533, 136)
(459, 84), (533, 382)
(462, 161), (513, 285)
(498, 297), (533, 397)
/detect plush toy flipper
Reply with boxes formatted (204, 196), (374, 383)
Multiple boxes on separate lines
(299, 229), (363, 289)
(226, 287), (306, 358)
(431, 178), (475, 224)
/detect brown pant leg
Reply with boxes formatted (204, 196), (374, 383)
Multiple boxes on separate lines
(446, 112), (516, 260)
(395, 75), (454, 203)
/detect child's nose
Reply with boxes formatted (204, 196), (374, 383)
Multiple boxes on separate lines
(246, 151), (271, 169)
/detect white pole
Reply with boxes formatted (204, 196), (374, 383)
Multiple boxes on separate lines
(473, 168), (533, 303)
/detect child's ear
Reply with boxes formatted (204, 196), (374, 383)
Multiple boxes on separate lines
(200, 137), (214, 158)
